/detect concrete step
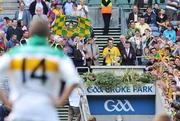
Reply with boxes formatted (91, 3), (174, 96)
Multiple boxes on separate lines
(1, 3), (18, 10)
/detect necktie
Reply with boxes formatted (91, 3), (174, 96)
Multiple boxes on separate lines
(90, 44), (93, 56)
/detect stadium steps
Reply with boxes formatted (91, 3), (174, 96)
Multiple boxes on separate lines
(0, 0), (18, 19)
(93, 28), (121, 65)
(57, 105), (78, 121)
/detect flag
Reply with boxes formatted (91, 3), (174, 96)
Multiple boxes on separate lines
(53, 15), (91, 38)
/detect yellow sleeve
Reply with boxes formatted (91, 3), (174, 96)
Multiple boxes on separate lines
(103, 47), (108, 57)
(115, 47), (120, 56)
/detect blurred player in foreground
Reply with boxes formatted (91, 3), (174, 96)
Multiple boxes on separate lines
(0, 18), (80, 121)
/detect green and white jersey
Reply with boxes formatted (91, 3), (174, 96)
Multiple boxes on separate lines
(0, 36), (80, 121)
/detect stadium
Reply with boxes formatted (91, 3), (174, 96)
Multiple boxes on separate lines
(0, 0), (179, 121)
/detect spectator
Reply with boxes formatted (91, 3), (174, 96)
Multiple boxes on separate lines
(101, 0), (112, 35)
(68, 87), (83, 121)
(63, 36), (75, 57)
(129, 29), (143, 65)
(1, 17), (10, 34)
(52, 2), (63, 16)
(102, 38), (120, 66)
(33, 7), (48, 22)
(62, 0), (76, 15)
(20, 30), (29, 45)
(125, 20), (136, 39)
(74, 42), (86, 67)
(6, 19), (23, 41)
(173, 44), (180, 57)
(142, 47), (150, 65)
(176, 24), (180, 42)
(29, 0), (48, 16)
(72, 3), (80, 16)
(135, 16), (151, 36)
(156, 9), (168, 32)
(117, 35), (126, 54)
(15, 1), (31, 27)
(127, 5), (143, 23)
(0, 75), (10, 121)
(142, 28), (153, 49)
(144, 6), (157, 26)
(17, 20), (28, 31)
(77, 0), (89, 18)
(165, 0), (179, 21)
(0, 31), (7, 51)
(84, 37), (99, 66)
(175, 57), (180, 69)
(6, 34), (19, 50)
(54, 35), (64, 50)
(163, 23), (176, 43)
(121, 41), (136, 65)
(153, 2), (161, 17)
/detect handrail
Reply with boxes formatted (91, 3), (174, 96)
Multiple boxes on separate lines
(79, 94), (91, 121)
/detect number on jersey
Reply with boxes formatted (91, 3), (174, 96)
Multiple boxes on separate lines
(22, 58), (47, 84)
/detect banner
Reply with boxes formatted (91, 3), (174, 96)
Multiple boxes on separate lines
(53, 15), (91, 38)
(85, 84), (155, 95)
(88, 95), (155, 115)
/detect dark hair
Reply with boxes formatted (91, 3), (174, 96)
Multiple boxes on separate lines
(12, 18), (17, 23)
(125, 41), (131, 44)
(19, 1), (25, 6)
(17, 20), (22, 28)
(30, 18), (50, 37)
(3, 17), (9, 21)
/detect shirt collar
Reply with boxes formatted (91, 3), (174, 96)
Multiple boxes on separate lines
(27, 35), (48, 46)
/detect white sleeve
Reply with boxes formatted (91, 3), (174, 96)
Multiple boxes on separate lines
(59, 56), (81, 86)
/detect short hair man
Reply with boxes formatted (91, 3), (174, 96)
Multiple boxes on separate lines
(0, 18), (80, 121)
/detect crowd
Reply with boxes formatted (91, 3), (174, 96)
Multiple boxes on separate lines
(0, 0), (180, 121)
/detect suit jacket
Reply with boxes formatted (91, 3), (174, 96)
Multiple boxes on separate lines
(84, 43), (99, 65)
(6, 26), (23, 41)
(127, 12), (143, 24)
(121, 47), (136, 65)
(116, 42), (125, 54)
(29, 1), (48, 16)
(15, 10), (31, 27)
(73, 49), (85, 67)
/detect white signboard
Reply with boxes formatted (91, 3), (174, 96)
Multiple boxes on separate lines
(85, 84), (155, 95)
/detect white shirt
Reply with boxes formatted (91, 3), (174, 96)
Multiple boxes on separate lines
(69, 88), (83, 107)
(35, 2), (43, 14)
(134, 14), (138, 22)
(18, 11), (24, 20)
(77, 5), (89, 18)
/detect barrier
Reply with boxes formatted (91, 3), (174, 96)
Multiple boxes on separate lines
(90, 66), (145, 75)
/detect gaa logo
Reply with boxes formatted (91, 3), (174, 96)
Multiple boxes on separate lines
(65, 16), (78, 29)
(104, 100), (135, 112)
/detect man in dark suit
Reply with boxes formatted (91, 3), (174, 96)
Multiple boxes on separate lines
(73, 43), (86, 67)
(117, 35), (126, 54)
(29, 0), (48, 16)
(127, 5), (143, 24)
(6, 19), (23, 41)
(121, 41), (136, 65)
(15, 1), (31, 27)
